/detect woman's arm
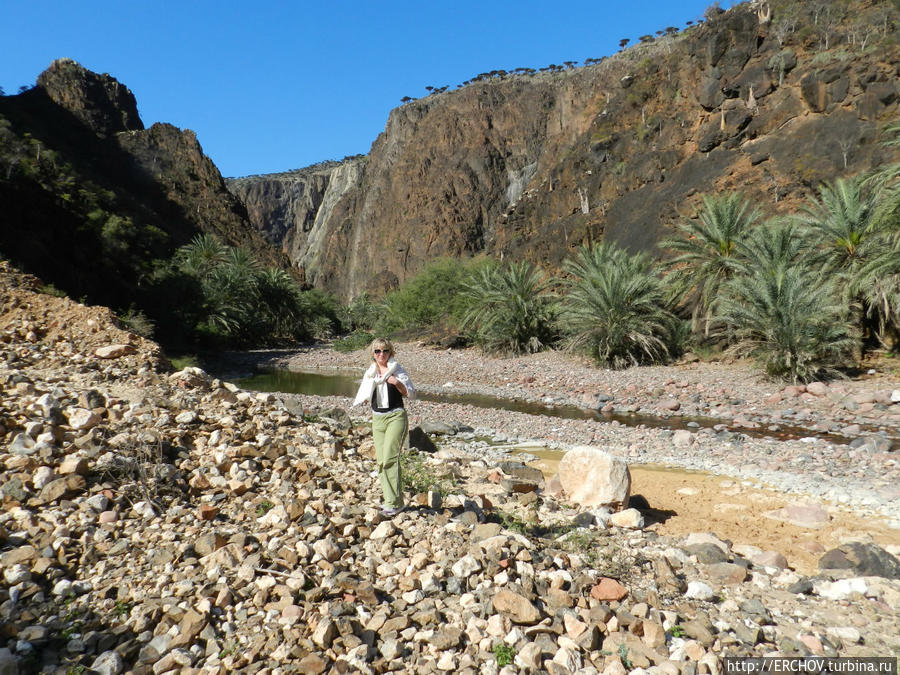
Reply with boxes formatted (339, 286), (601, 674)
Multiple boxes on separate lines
(386, 375), (408, 396)
(389, 366), (416, 399)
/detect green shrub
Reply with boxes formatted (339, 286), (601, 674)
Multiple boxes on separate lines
(719, 251), (859, 383)
(117, 307), (155, 339)
(340, 293), (381, 332)
(169, 354), (200, 370)
(401, 450), (454, 495)
(661, 192), (762, 337)
(333, 331), (375, 353)
(146, 234), (338, 348)
(39, 284), (68, 298)
(493, 643), (515, 667)
(378, 258), (483, 334)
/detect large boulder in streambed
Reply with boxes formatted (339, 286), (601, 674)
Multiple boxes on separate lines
(557, 446), (630, 509)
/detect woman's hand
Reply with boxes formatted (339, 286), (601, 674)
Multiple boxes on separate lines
(386, 375), (407, 396)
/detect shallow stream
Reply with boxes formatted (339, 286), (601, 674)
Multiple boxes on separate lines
(235, 367), (856, 446)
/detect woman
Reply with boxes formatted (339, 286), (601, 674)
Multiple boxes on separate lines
(352, 338), (416, 515)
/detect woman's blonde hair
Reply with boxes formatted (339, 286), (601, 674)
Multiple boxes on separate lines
(370, 337), (394, 356)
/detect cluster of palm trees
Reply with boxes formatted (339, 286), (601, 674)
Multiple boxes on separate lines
(147, 234), (338, 347)
(454, 140), (900, 382)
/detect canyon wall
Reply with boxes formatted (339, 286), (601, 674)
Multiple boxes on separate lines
(230, 3), (900, 301)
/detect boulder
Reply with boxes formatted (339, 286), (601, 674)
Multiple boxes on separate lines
(408, 426), (438, 453)
(818, 542), (900, 579)
(557, 446), (630, 509)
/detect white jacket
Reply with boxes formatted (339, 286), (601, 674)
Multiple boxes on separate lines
(352, 358), (416, 407)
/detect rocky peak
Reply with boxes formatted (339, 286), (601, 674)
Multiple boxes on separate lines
(36, 57), (143, 136)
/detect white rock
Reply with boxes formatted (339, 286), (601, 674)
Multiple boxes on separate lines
(4, 564), (31, 585)
(516, 642), (543, 670)
(370, 521), (396, 540)
(814, 577), (868, 600)
(32, 466), (56, 490)
(551, 645), (582, 672)
(86, 494), (110, 512)
(826, 626), (861, 644)
(609, 508), (644, 529)
(557, 446), (631, 508)
(52, 579), (74, 597)
(175, 411), (198, 424)
(9, 433), (36, 455)
(402, 589), (424, 604)
(66, 408), (100, 430)
(685, 581), (715, 601)
(132, 501), (156, 519)
(420, 572), (441, 593)
(452, 554), (482, 577)
(436, 652), (456, 671)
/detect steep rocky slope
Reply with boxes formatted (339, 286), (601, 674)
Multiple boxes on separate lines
(230, 0), (900, 301)
(0, 58), (289, 312)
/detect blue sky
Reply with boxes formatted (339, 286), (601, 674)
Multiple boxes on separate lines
(3, 1), (735, 178)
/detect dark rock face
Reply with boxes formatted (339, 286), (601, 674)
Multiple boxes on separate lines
(231, 3), (900, 302)
(36, 57), (143, 136)
(1, 59), (288, 313)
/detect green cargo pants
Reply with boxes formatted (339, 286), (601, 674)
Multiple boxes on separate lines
(372, 408), (408, 509)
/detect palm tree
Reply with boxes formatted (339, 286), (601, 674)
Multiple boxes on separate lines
(795, 176), (900, 347)
(175, 233), (227, 279)
(662, 192), (762, 336)
(255, 268), (303, 339)
(718, 239), (858, 383)
(854, 122), (900, 346)
(796, 177), (880, 277)
(203, 264), (256, 338)
(559, 242), (678, 368)
(854, 234), (900, 347)
(733, 218), (811, 275)
(460, 261), (556, 355)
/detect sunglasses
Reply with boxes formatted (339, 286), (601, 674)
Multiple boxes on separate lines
(373, 349), (388, 354)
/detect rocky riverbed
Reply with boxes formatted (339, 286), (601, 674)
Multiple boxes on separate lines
(269, 344), (900, 527)
(2, 264), (899, 674)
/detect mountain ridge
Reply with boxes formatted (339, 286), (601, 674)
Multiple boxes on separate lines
(0, 58), (291, 315)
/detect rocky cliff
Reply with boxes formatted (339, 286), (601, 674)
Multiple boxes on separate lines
(0, 58), (289, 312)
(230, 0), (900, 302)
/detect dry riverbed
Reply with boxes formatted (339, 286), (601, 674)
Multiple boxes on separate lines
(263, 342), (900, 575)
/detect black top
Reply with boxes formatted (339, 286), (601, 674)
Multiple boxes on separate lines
(371, 381), (405, 413)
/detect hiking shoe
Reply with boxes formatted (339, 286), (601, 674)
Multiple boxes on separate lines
(381, 506), (405, 517)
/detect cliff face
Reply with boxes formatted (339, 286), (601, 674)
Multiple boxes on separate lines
(231, 1), (900, 302)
